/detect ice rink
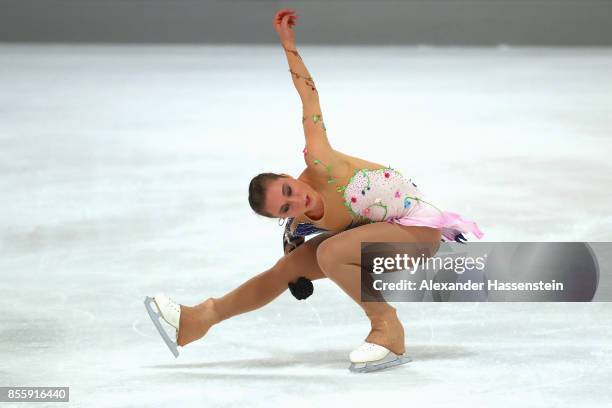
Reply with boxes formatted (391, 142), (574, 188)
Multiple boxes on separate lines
(1, 44), (611, 407)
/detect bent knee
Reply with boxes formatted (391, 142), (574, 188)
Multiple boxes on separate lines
(272, 247), (320, 283)
(315, 239), (336, 271)
(270, 256), (299, 284)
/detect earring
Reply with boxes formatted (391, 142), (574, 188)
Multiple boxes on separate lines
(278, 217), (287, 226)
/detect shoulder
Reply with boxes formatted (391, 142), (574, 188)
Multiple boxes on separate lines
(336, 151), (386, 170)
(303, 149), (349, 177)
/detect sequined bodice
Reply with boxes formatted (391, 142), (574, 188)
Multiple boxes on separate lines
(296, 152), (432, 233)
(342, 167), (423, 222)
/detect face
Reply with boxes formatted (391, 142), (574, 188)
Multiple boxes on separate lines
(264, 176), (315, 218)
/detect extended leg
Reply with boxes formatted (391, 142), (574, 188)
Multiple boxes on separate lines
(176, 232), (334, 347)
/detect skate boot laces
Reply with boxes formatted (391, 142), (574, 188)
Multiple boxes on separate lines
(153, 293), (181, 330)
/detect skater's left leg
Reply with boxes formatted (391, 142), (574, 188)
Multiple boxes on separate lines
(176, 232), (334, 347)
(316, 222), (441, 355)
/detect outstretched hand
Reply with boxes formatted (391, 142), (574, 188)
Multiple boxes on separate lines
(273, 8), (299, 48)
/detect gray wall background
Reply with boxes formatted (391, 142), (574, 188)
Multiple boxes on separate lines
(1, 0), (612, 45)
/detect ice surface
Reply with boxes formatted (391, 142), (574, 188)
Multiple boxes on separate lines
(0, 44), (611, 407)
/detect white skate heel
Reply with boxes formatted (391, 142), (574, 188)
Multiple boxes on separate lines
(143, 293), (181, 358)
(348, 342), (411, 373)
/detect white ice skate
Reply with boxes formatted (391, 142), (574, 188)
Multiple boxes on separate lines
(348, 342), (411, 373)
(143, 293), (181, 358)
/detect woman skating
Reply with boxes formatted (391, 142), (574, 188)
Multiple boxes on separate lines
(145, 8), (483, 373)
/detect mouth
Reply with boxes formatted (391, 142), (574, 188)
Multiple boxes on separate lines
(305, 195), (310, 207)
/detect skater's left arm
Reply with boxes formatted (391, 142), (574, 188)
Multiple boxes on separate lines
(273, 9), (339, 172)
(274, 9), (317, 106)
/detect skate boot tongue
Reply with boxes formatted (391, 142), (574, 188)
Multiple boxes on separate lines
(153, 293), (181, 329)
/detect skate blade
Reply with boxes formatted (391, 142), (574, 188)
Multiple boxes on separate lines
(144, 296), (179, 358)
(348, 352), (411, 373)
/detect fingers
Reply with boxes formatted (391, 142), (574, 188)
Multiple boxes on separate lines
(274, 9), (293, 25)
(275, 8), (296, 19)
(274, 8), (299, 28)
(289, 14), (298, 27)
(281, 13), (298, 29)
(279, 13), (298, 27)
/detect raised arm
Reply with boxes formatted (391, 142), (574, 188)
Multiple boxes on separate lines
(273, 9), (337, 170)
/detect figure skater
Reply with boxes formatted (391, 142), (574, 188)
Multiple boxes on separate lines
(144, 8), (484, 373)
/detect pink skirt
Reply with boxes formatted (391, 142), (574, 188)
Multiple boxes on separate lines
(386, 200), (484, 242)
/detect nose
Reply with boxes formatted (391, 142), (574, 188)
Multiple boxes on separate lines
(290, 193), (304, 207)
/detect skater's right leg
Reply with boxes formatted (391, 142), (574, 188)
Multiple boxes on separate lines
(176, 232), (334, 347)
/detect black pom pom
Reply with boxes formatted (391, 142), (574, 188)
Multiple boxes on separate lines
(288, 277), (314, 300)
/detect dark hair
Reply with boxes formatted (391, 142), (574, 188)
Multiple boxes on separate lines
(248, 172), (287, 218)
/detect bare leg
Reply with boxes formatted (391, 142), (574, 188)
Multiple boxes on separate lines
(316, 222), (441, 355)
(177, 232), (334, 347)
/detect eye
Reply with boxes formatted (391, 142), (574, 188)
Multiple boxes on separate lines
(287, 186), (292, 196)
(282, 204), (290, 214)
